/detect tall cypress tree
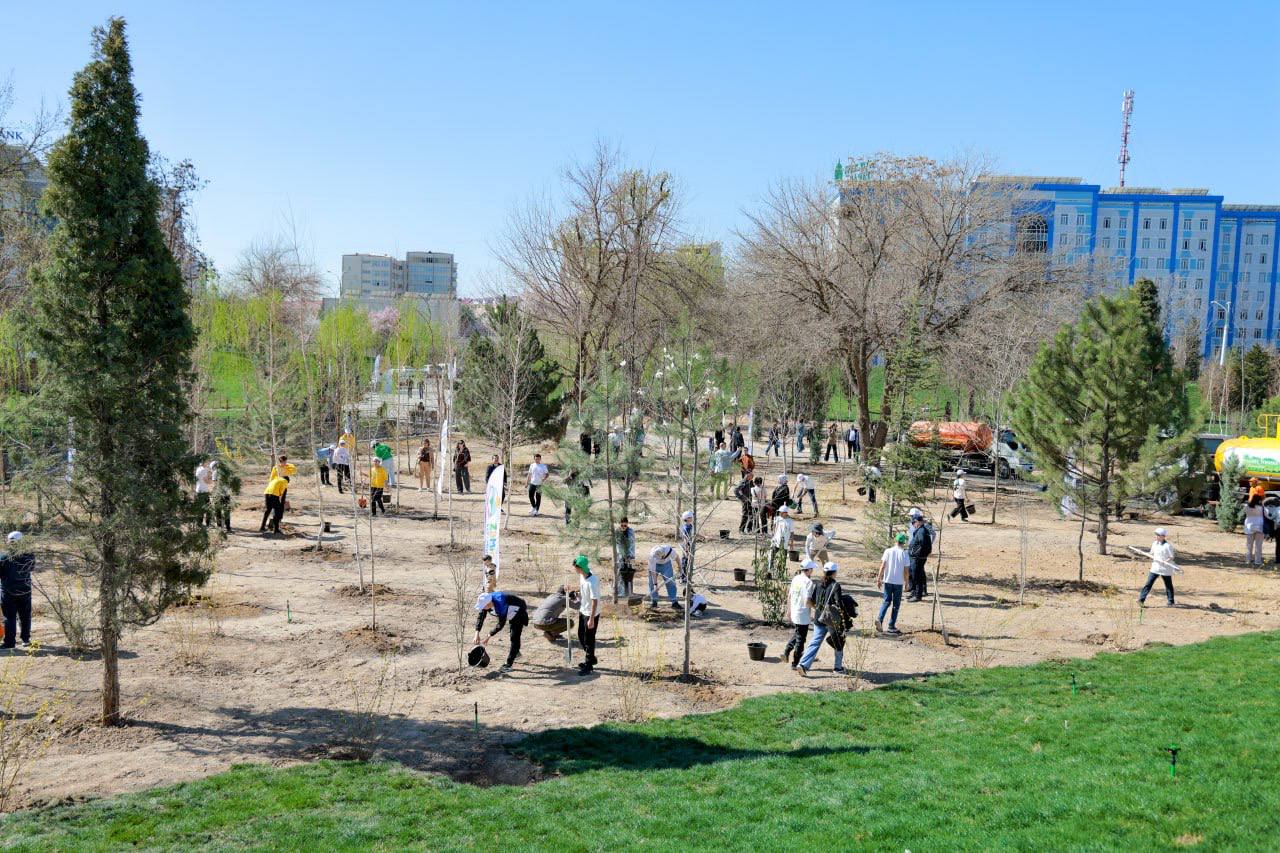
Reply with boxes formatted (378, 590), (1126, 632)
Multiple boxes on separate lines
(1014, 287), (1187, 560)
(28, 18), (210, 725)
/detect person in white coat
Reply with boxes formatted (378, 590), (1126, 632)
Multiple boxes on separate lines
(782, 559), (817, 668)
(770, 505), (794, 576)
(1138, 527), (1178, 607)
(1243, 494), (1266, 566)
(948, 469), (969, 521)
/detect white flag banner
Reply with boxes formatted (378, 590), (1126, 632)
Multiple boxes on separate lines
(436, 417), (449, 497)
(483, 464), (504, 573)
(747, 406), (755, 453)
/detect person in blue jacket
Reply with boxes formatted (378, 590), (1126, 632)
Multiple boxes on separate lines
(473, 589), (529, 672)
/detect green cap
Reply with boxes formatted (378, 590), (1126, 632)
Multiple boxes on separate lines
(573, 554), (590, 571)
(896, 533), (908, 544)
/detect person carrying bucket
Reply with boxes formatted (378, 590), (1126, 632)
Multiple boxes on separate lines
(474, 589), (529, 672)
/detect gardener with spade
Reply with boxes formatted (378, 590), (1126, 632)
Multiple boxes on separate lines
(573, 555), (601, 675)
(474, 589), (529, 672)
(1137, 527), (1178, 607)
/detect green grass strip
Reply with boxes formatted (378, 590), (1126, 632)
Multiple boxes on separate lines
(5, 632), (1279, 851)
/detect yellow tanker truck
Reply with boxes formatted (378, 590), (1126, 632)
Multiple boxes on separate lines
(1213, 415), (1280, 489)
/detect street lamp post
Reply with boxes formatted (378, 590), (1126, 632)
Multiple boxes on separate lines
(1211, 300), (1232, 431)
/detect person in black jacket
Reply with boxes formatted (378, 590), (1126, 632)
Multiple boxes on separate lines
(1, 531), (33, 649)
(473, 590), (529, 672)
(907, 512), (933, 602)
(734, 474), (755, 533)
(769, 474), (792, 515)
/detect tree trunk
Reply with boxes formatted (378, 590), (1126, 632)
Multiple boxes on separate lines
(1077, 505), (1087, 581)
(99, 545), (120, 725)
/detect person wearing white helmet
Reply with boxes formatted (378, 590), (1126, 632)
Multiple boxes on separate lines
(948, 469), (969, 521)
(1138, 528), (1178, 607)
(782, 559), (818, 668)
(647, 544), (681, 608)
(0, 531), (33, 649)
(798, 561), (849, 675)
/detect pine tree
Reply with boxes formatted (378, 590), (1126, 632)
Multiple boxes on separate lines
(27, 18), (211, 725)
(1014, 287), (1187, 558)
(1216, 455), (1244, 532)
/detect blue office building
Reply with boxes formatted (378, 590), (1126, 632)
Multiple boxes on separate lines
(995, 177), (1279, 358)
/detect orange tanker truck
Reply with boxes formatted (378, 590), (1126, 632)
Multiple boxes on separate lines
(907, 421), (1033, 479)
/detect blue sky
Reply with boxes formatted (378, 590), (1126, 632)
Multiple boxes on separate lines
(5, 1), (1278, 295)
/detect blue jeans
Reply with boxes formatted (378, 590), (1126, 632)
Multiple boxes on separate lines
(798, 623), (843, 671)
(878, 583), (903, 628)
(649, 561), (677, 604)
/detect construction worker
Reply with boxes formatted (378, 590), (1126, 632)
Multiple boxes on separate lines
(260, 474), (288, 534)
(369, 457), (389, 515)
(474, 590), (529, 672)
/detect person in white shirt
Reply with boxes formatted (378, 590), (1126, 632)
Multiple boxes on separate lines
(194, 459), (214, 527)
(782, 559), (817, 668)
(573, 555), (601, 675)
(331, 440), (352, 494)
(805, 523), (833, 564)
(794, 472), (817, 515)
(647, 544), (680, 608)
(1243, 494), (1266, 566)
(769, 505), (794, 577)
(864, 463), (880, 504)
(948, 469), (969, 521)
(876, 533), (911, 634)
(526, 453), (549, 516)
(1138, 527), (1178, 607)
(750, 477), (767, 532)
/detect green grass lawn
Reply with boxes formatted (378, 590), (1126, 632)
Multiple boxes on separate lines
(5, 633), (1279, 850)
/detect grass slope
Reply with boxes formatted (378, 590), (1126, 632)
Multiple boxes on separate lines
(5, 633), (1279, 850)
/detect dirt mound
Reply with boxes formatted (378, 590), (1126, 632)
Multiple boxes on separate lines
(333, 583), (395, 598)
(339, 625), (413, 653)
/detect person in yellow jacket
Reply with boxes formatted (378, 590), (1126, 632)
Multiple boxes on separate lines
(261, 475), (288, 534)
(369, 458), (389, 516)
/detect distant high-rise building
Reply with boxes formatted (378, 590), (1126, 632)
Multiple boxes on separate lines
(331, 250), (459, 328)
(979, 178), (1278, 359)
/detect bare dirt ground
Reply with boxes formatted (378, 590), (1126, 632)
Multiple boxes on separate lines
(8, 441), (1280, 809)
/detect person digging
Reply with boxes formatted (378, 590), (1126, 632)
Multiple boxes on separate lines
(474, 590), (529, 672)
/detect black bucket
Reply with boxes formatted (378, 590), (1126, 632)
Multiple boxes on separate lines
(467, 646), (491, 668)
(733, 568), (748, 582)
(747, 642), (766, 662)
(719, 529), (730, 540)
(323, 521), (332, 534)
